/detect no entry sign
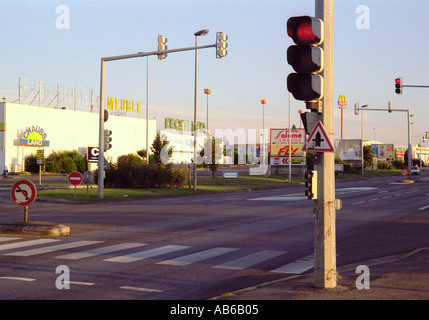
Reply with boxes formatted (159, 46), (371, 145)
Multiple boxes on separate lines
(68, 171), (83, 186)
(11, 180), (37, 207)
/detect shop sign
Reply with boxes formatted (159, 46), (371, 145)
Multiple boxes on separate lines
(19, 125), (50, 147)
(164, 118), (206, 132)
(107, 97), (141, 113)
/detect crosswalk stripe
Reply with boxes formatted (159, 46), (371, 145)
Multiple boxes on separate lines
(104, 244), (190, 263)
(0, 239), (59, 252)
(158, 247), (238, 266)
(213, 250), (286, 270)
(271, 254), (313, 274)
(4, 241), (102, 257)
(55, 243), (147, 260)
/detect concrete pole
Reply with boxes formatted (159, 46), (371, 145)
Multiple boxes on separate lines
(98, 59), (105, 199)
(314, 0), (337, 288)
(146, 56), (149, 164)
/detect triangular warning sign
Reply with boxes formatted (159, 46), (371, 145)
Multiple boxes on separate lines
(302, 121), (334, 152)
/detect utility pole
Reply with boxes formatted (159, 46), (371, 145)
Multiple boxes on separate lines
(314, 0), (337, 288)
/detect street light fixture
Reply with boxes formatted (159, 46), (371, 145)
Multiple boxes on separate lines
(193, 29), (209, 192)
(204, 88), (211, 133)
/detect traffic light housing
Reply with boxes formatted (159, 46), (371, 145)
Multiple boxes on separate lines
(354, 103), (359, 116)
(104, 129), (112, 151)
(388, 101), (392, 113)
(305, 170), (317, 200)
(158, 34), (167, 60)
(216, 32), (228, 58)
(286, 16), (324, 111)
(395, 77), (403, 95)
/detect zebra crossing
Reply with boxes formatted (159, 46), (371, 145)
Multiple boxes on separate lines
(0, 237), (314, 275)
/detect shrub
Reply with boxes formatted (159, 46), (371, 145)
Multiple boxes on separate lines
(101, 156), (186, 189)
(26, 150), (88, 174)
(377, 161), (392, 170)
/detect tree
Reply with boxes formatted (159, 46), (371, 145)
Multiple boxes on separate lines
(150, 133), (173, 167)
(363, 145), (375, 168)
(200, 136), (223, 177)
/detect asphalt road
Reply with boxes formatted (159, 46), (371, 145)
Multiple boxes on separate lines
(0, 170), (428, 301)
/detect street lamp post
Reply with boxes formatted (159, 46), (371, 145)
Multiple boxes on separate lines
(204, 88), (211, 133)
(361, 104), (368, 177)
(193, 29), (209, 192)
(261, 99), (267, 167)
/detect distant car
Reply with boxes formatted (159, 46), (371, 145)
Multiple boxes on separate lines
(411, 166), (421, 175)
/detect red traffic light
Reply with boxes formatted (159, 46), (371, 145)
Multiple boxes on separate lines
(287, 16), (324, 46)
(395, 77), (403, 95)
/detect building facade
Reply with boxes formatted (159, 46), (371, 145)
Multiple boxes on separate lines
(0, 102), (156, 173)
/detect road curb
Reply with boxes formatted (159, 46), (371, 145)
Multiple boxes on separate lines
(0, 222), (70, 237)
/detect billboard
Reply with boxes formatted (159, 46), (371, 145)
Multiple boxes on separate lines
(334, 139), (362, 161)
(270, 128), (305, 166)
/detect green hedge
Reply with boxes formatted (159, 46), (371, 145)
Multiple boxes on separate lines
(102, 161), (186, 189)
(25, 150), (87, 174)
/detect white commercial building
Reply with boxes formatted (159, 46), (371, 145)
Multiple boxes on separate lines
(0, 101), (156, 173)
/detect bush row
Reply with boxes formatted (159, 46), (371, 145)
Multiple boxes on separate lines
(102, 161), (186, 189)
(25, 150), (87, 174)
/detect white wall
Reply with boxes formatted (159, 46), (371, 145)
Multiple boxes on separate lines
(0, 102), (156, 172)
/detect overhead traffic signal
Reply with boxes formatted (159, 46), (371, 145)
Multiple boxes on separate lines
(104, 129), (112, 151)
(395, 77), (403, 95)
(354, 103), (359, 116)
(286, 16), (324, 111)
(158, 34), (167, 60)
(388, 101), (392, 113)
(216, 32), (228, 58)
(305, 170), (317, 200)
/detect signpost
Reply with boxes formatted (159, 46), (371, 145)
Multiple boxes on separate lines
(11, 180), (37, 222)
(68, 171), (83, 200)
(401, 169), (409, 181)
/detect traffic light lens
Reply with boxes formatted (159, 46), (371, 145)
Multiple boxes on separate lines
(296, 20), (317, 43)
(395, 78), (401, 84)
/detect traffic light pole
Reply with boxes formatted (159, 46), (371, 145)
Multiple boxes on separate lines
(355, 106), (413, 180)
(98, 44), (216, 199)
(314, 0), (336, 289)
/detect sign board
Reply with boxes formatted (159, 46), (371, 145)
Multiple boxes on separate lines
(401, 169), (408, 177)
(222, 172), (239, 179)
(87, 147), (99, 163)
(270, 128), (305, 157)
(338, 95), (347, 107)
(303, 121), (334, 152)
(11, 180), (37, 207)
(68, 172), (83, 186)
(270, 157), (305, 166)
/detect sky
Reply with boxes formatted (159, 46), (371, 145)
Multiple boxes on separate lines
(1, 0), (429, 148)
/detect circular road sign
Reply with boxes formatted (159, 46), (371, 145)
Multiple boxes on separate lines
(401, 169), (409, 177)
(11, 180), (37, 207)
(68, 171), (83, 186)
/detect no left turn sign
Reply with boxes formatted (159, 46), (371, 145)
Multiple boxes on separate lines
(11, 180), (37, 206)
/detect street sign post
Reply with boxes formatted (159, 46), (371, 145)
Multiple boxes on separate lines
(11, 180), (37, 222)
(68, 171), (83, 200)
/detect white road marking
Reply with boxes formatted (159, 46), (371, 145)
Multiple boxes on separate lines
(0, 276), (35, 282)
(56, 243), (146, 260)
(271, 254), (314, 274)
(120, 286), (163, 293)
(104, 244), (190, 263)
(0, 239), (59, 252)
(214, 250), (286, 270)
(5, 241), (102, 257)
(158, 247), (237, 266)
